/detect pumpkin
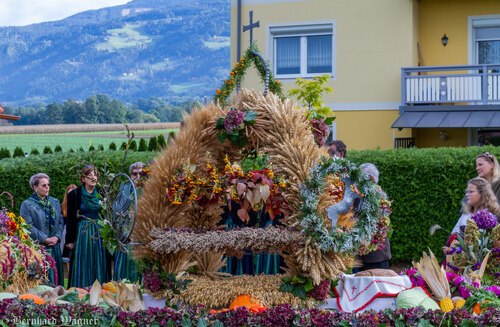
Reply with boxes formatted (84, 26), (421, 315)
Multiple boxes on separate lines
(19, 294), (45, 305)
(68, 287), (88, 294)
(229, 294), (261, 310)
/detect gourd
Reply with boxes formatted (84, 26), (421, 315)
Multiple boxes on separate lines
(19, 294), (45, 305)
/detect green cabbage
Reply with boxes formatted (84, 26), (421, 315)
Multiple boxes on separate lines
(396, 288), (440, 310)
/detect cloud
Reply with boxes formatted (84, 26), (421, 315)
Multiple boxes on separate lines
(0, 0), (130, 27)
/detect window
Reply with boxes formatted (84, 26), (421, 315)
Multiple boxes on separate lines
(270, 23), (335, 78)
(470, 16), (500, 65)
(476, 26), (500, 64)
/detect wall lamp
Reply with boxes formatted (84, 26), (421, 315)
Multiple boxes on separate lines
(439, 130), (449, 142)
(441, 33), (448, 47)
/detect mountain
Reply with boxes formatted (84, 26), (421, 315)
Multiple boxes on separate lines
(0, 0), (230, 106)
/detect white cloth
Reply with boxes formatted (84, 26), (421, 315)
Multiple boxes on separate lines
(334, 274), (412, 313)
(451, 213), (471, 234)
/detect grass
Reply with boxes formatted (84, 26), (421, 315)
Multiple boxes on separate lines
(0, 129), (177, 152)
(170, 82), (210, 94)
(96, 24), (151, 52)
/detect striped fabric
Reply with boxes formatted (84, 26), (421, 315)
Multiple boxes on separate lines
(221, 208), (282, 275)
(46, 245), (64, 286)
(68, 219), (110, 288)
(113, 248), (139, 282)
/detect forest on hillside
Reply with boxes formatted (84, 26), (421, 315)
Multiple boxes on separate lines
(1, 94), (200, 125)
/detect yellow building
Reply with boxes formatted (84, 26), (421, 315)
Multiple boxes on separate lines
(230, 0), (500, 149)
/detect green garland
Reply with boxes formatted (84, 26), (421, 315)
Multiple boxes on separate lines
(299, 156), (390, 254)
(214, 44), (284, 107)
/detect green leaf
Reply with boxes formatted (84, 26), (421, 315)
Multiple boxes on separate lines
(243, 111), (257, 123)
(181, 317), (193, 327)
(417, 319), (432, 327)
(215, 117), (225, 129)
(291, 287), (307, 299)
(212, 321), (224, 327)
(279, 283), (294, 293)
(324, 116), (336, 125)
(216, 133), (227, 143)
(196, 319), (209, 327)
(304, 278), (314, 292)
(395, 319), (406, 327)
(459, 320), (476, 327)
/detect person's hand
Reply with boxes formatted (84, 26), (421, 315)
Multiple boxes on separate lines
(45, 237), (58, 247)
(65, 243), (74, 250)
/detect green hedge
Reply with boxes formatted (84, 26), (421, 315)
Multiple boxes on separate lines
(0, 146), (492, 262)
(0, 150), (157, 213)
(347, 146), (491, 262)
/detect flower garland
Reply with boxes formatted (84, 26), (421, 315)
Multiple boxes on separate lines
(298, 156), (391, 254)
(214, 45), (284, 107)
(166, 157), (289, 223)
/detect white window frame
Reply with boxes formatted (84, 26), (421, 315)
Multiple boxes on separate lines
(468, 15), (500, 65)
(268, 22), (336, 80)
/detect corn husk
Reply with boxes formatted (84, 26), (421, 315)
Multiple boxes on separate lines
(412, 250), (450, 300)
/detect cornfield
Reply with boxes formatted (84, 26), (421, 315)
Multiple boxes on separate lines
(0, 123), (180, 134)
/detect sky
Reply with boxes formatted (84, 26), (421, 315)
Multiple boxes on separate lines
(0, 0), (130, 27)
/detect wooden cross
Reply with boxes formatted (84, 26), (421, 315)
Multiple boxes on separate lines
(243, 10), (260, 46)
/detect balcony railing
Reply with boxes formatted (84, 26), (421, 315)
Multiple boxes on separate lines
(401, 64), (500, 106)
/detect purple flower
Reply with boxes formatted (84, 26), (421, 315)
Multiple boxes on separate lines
(309, 118), (329, 147)
(453, 275), (465, 287)
(471, 209), (498, 230)
(485, 285), (500, 296)
(143, 270), (163, 293)
(458, 286), (471, 299)
(308, 279), (330, 301)
(224, 109), (245, 133)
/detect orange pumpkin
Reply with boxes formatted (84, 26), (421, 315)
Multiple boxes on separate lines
(229, 294), (267, 312)
(19, 294), (45, 305)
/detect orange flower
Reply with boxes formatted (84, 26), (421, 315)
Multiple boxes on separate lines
(216, 89), (221, 95)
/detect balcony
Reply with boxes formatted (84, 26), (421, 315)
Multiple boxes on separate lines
(392, 64), (500, 129)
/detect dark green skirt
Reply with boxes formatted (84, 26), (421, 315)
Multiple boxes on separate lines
(68, 220), (110, 288)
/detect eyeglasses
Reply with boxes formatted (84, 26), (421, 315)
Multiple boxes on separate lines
(84, 176), (97, 181)
(131, 172), (141, 177)
(40, 183), (50, 188)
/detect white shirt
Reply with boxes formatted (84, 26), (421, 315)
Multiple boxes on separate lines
(451, 213), (471, 234)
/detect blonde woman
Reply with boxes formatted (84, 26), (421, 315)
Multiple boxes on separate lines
(451, 177), (500, 236)
(475, 152), (500, 202)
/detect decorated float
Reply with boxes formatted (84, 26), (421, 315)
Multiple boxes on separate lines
(0, 46), (499, 326)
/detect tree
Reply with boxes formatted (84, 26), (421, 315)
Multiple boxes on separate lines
(138, 138), (148, 151)
(148, 136), (159, 151)
(109, 142), (117, 151)
(157, 134), (167, 148)
(98, 144), (105, 151)
(89, 145), (96, 151)
(0, 148), (11, 160)
(44, 103), (64, 124)
(30, 148), (40, 155)
(128, 140), (137, 151)
(288, 74), (335, 123)
(43, 146), (53, 154)
(13, 147), (25, 157)
(54, 145), (63, 153)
